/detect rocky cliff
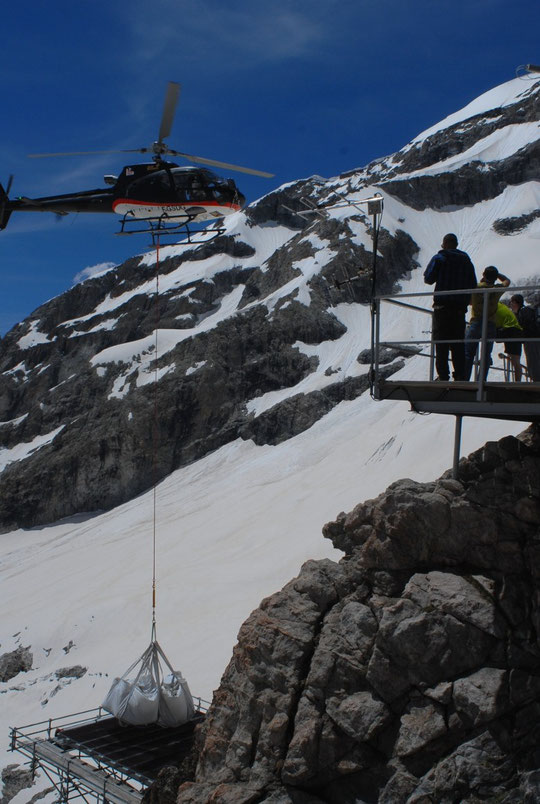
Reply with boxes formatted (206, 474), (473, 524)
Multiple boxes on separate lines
(161, 427), (540, 803)
(0, 194), (413, 532)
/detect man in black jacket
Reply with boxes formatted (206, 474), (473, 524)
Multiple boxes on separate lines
(510, 294), (540, 381)
(424, 233), (477, 381)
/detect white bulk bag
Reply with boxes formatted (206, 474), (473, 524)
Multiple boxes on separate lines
(103, 671), (160, 726)
(102, 638), (194, 728)
(158, 672), (195, 727)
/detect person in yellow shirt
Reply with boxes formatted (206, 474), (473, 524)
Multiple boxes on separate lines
(464, 266), (510, 380)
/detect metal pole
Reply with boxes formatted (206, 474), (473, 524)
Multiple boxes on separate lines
(453, 415), (463, 479)
(477, 287), (490, 401)
(374, 298), (381, 378)
(429, 312), (435, 381)
(369, 198), (382, 398)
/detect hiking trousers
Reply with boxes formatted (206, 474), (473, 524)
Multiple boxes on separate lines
(432, 306), (467, 381)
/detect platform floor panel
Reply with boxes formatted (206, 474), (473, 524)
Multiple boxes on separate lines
(53, 714), (205, 784)
(375, 379), (540, 421)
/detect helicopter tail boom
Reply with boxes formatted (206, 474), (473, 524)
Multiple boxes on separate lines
(0, 183), (12, 230)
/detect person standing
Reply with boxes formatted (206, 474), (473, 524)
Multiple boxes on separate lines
(424, 233), (477, 381)
(509, 294), (540, 381)
(464, 266), (510, 381)
(495, 302), (523, 381)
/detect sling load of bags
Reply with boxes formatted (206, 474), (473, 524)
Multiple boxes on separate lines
(102, 638), (194, 727)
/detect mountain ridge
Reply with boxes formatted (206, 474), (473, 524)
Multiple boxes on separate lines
(1, 76), (538, 532)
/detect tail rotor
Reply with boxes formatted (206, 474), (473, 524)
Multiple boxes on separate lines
(0, 175), (13, 230)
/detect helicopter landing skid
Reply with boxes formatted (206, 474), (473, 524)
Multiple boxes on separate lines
(115, 212), (226, 245)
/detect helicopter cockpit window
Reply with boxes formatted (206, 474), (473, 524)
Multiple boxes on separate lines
(171, 172), (188, 201)
(203, 178), (228, 202)
(200, 169), (221, 184)
(171, 171), (201, 201)
(125, 171), (174, 201)
(170, 170), (225, 202)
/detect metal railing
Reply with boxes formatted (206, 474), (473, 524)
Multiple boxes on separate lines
(10, 697), (210, 749)
(10, 707), (107, 749)
(372, 284), (540, 401)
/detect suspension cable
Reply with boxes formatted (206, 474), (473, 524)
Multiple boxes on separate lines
(152, 235), (161, 639)
(369, 201), (383, 397)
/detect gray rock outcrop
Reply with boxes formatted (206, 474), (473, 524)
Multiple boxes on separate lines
(0, 646), (32, 683)
(172, 427), (540, 803)
(0, 764), (44, 804)
(359, 78), (540, 212)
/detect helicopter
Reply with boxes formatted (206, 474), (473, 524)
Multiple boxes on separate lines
(0, 82), (273, 240)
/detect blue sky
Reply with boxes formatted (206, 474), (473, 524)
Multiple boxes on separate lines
(1, 0), (538, 335)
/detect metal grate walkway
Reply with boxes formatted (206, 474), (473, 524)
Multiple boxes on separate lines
(10, 703), (208, 802)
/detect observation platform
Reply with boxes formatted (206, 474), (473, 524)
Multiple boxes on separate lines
(371, 284), (540, 423)
(10, 703), (208, 803)
(370, 284), (540, 474)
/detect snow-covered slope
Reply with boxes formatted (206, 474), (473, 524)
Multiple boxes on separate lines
(0, 75), (539, 800)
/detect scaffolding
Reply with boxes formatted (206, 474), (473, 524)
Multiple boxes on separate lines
(10, 702), (208, 803)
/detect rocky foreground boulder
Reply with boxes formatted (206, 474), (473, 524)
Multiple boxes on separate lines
(146, 426), (540, 803)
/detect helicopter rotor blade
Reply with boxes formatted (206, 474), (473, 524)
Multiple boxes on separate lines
(158, 81), (181, 144)
(28, 147), (274, 177)
(27, 149), (143, 158)
(166, 149), (274, 178)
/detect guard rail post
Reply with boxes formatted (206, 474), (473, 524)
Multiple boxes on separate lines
(374, 298), (381, 381)
(477, 286), (490, 401)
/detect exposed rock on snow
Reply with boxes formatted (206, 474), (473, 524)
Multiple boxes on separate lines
(0, 647), (32, 683)
(493, 209), (540, 235)
(379, 139), (539, 211)
(239, 361), (404, 446)
(1, 764), (34, 804)
(357, 78), (540, 211)
(54, 666), (87, 680)
(173, 427), (540, 803)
